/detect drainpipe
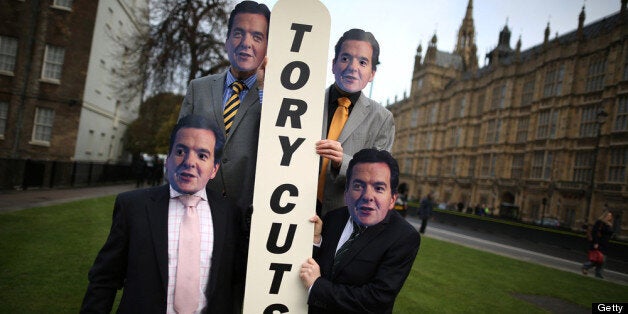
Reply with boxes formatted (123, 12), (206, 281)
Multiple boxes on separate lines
(12, 0), (41, 157)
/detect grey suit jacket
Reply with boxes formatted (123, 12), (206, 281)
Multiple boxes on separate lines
(319, 88), (395, 216)
(179, 71), (261, 210)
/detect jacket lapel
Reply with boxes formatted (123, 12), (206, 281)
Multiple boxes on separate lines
(338, 93), (369, 143)
(146, 185), (171, 293)
(205, 194), (227, 299)
(331, 211), (390, 279)
(228, 81), (259, 137)
(211, 72), (228, 137)
(321, 89), (330, 138)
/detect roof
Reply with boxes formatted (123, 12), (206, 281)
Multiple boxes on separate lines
(435, 50), (463, 70)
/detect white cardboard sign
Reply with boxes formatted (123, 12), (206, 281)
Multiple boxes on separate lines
(243, 0), (331, 313)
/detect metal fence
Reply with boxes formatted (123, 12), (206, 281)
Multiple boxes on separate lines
(0, 158), (134, 190)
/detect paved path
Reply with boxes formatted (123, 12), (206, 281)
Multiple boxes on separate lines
(0, 184), (136, 213)
(406, 217), (628, 286)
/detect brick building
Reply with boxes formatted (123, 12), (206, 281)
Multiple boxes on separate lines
(0, 0), (147, 188)
(389, 0), (628, 238)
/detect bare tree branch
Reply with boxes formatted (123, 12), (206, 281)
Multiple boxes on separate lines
(112, 0), (232, 101)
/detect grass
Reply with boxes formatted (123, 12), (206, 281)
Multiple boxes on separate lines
(395, 237), (627, 313)
(0, 196), (626, 313)
(0, 196), (115, 313)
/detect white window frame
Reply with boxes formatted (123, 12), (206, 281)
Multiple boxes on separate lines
(52, 0), (73, 10)
(30, 107), (55, 145)
(41, 45), (65, 83)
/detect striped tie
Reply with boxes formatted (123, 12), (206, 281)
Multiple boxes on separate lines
(333, 219), (364, 274)
(223, 81), (245, 135)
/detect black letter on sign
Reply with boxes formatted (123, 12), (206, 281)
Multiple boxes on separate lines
(276, 98), (307, 128)
(264, 304), (289, 314)
(270, 184), (298, 214)
(281, 61), (310, 90)
(268, 263), (292, 294)
(279, 136), (305, 166)
(290, 23), (313, 52)
(267, 223), (297, 254)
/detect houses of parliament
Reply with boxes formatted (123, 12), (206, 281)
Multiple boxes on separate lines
(388, 0), (628, 238)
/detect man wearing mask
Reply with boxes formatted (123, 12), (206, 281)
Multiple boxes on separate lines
(317, 28), (395, 217)
(179, 1), (270, 212)
(301, 148), (420, 313)
(81, 115), (248, 313)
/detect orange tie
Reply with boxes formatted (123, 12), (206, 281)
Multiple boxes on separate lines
(317, 97), (351, 201)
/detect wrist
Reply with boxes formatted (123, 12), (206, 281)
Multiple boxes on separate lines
(314, 235), (321, 245)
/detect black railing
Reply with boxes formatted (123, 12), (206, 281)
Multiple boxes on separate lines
(0, 158), (134, 190)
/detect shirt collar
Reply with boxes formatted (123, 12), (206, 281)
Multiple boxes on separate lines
(169, 185), (207, 202)
(226, 70), (256, 90)
(330, 83), (361, 106)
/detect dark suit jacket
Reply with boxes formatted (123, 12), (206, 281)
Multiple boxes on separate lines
(308, 208), (420, 314)
(179, 72), (261, 210)
(80, 185), (247, 313)
(319, 89), (395, 216)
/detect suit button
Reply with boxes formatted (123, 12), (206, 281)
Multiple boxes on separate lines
(223, 158), (229, 164)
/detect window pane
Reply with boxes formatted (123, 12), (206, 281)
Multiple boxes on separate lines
(0, 36), (18, 73)
(615, 96), (628, 131)
(586, 57), (606, 92)
(54, 0), (73, 8)
(0, 101), (8, 136)
(521, 78), (535, 106)
(517, 117), (529, 143)
(574, 151), (593, 182)
(42, 45), (65, 80)
(579, 106), (597, 137)
(33, 107), (55, 142)
(608, 148), (626, 183)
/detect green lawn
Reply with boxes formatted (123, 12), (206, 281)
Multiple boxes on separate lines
(0, 196), (626, 313)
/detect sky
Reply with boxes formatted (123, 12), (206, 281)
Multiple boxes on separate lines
(255, 0), (621, 105)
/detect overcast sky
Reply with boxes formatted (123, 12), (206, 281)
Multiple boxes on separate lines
(255, 0), (621, 105)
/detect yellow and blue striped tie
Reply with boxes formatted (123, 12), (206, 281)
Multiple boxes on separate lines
(223, 81), (245, 135)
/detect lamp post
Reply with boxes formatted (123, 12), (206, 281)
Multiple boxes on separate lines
(584, 109), (608, 226)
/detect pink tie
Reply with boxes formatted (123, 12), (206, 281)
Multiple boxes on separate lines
(175, 194), (202, 314)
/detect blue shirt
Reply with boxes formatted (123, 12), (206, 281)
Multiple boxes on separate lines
(223, 71), (264, 108)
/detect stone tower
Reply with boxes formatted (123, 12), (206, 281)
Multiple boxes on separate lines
(454, 0), (478, 71)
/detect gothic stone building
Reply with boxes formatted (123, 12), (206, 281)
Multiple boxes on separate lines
(389, 0), (628, 238)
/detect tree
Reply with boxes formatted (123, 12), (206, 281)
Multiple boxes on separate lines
(112, 0), (232, 102)
(124, 93), (183, 155)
